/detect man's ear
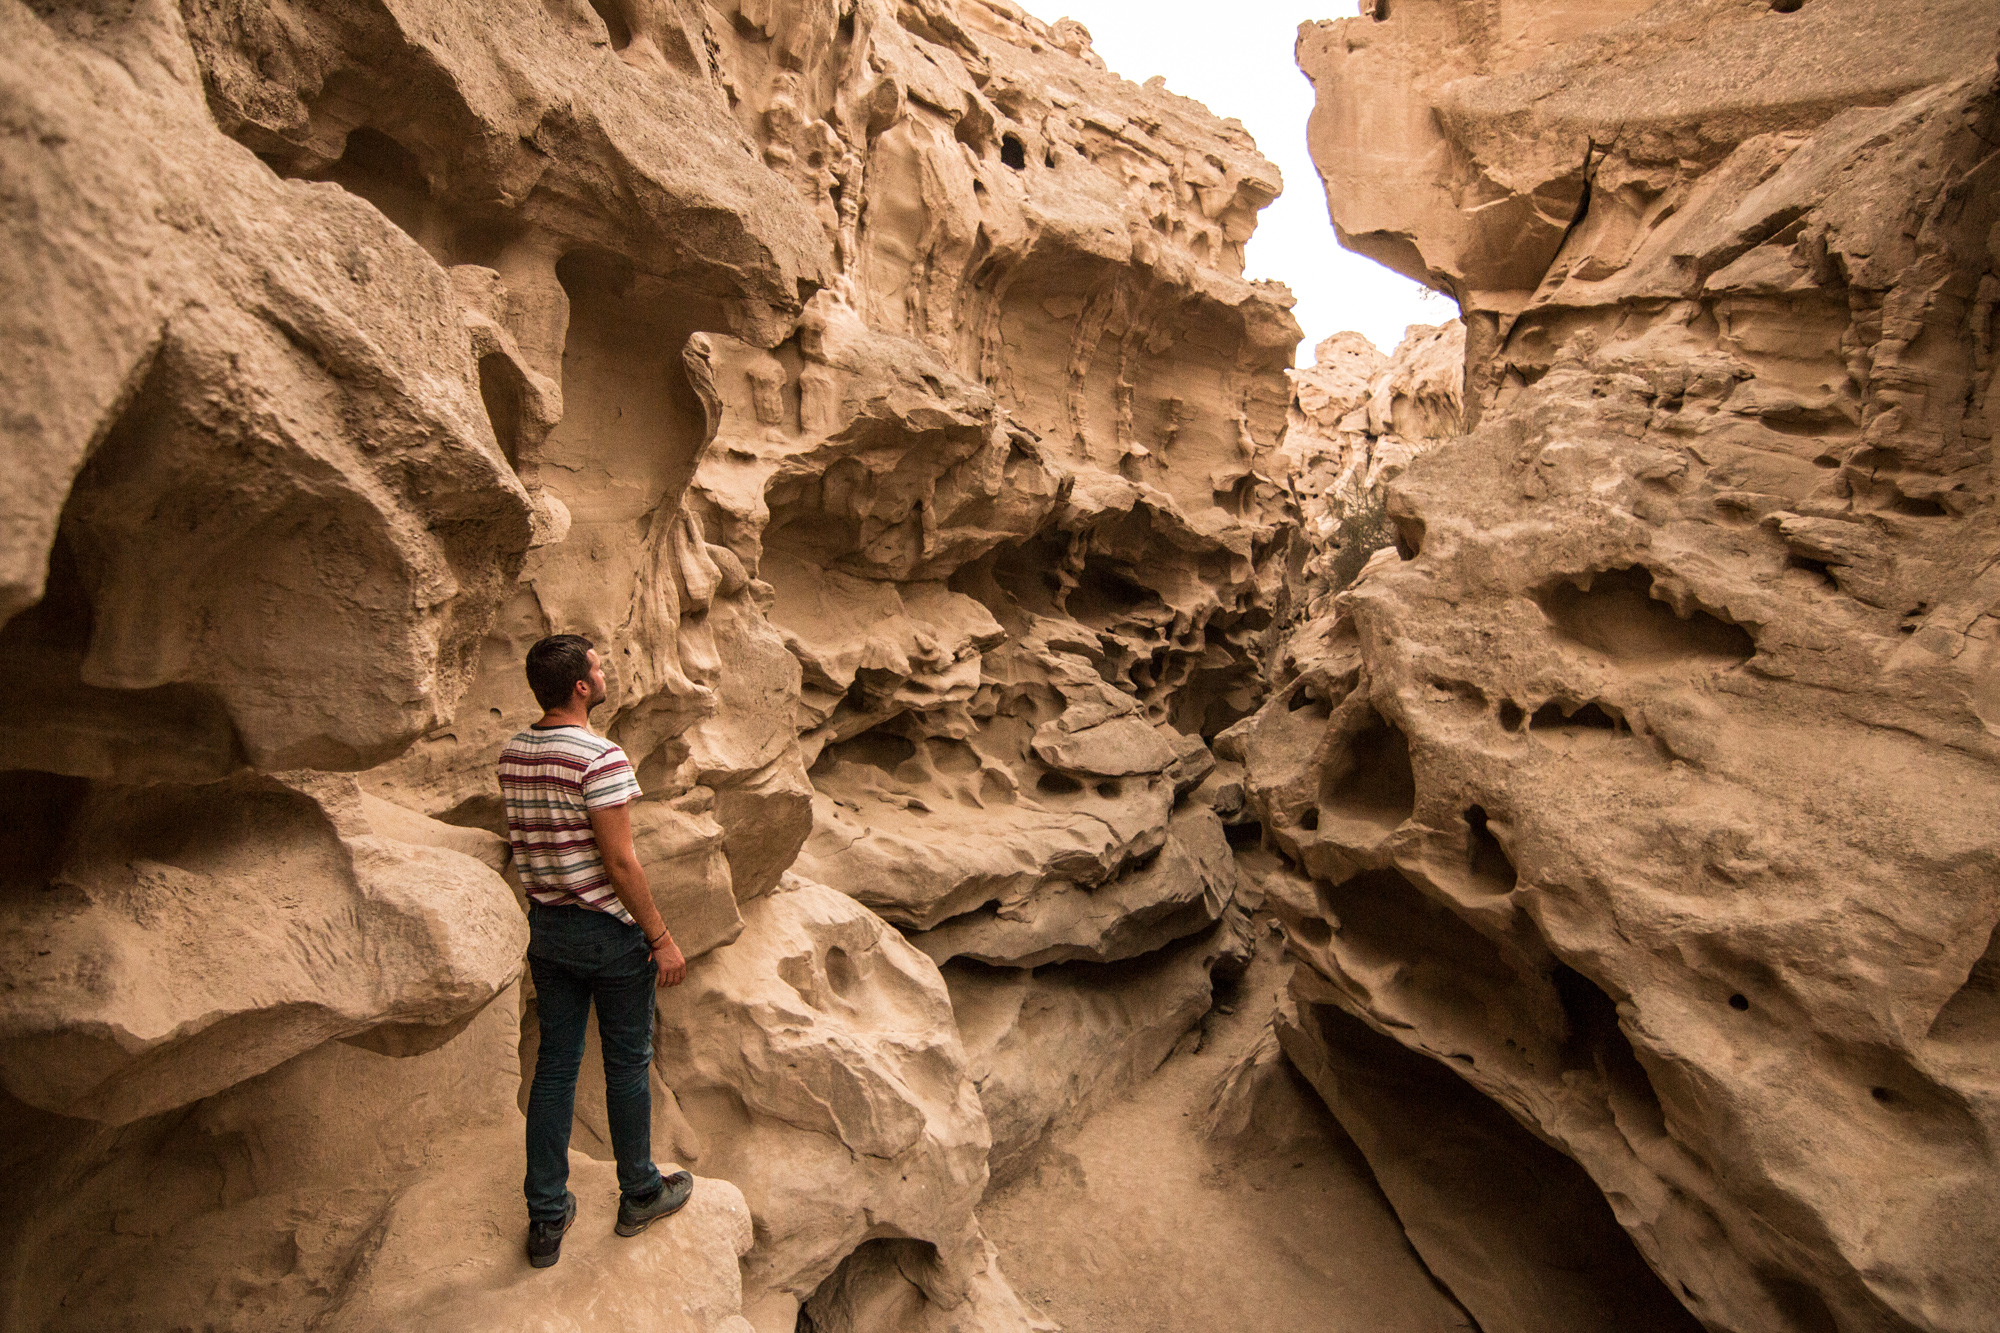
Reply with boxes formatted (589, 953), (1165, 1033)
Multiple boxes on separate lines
(574, 676), (592, 700)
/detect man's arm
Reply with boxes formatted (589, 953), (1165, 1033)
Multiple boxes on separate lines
(588, 801), (687, 988)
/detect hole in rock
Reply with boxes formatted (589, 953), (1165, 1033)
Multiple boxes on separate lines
(316, 126), (436, 248)
(1786, 555), (1840, 590)
(1498, 700), (1526, 732)
(1391, 514), (1423, 560)
(1095, 780), (1122, 799)
(824, 946), (859, 1000)
(1530, 700), (1620, 731)
(1293, 914), (1333, 947)
(477, 353), (524, 471)
(1036, 770), (1083, 796)
(1318, 708), (1417, 828)
(1769, 0), (1804, 11)
(0, 769), (89, 891)
(549, 249), (723, 538)
(1223, 819), (1263, 849)
(953, 101), (992, 154)
(816, 729), (917, 780)
(1297, 807), (1320, 831)
(1217, 471), (1262, 519)
(585, 0), (633, 48)
(1000, 134), (1027, 170)
(1870, 1086), (1896, 1105)
(1066, 556), (1159, 632)
(1728, 993), (1750, 1011)
(0, 525), (245, 784)
(1537, 567), (1755, 666)
(929, 739), (981, 778)
(1463, 805), (1518, 894)
(1552, 962), (1669, 1138)
(1318, 869), (1518, 1018)
(1369, 0), (1390, 17)
(1757, 1268), (1838, 1333)
(336, 126), (428, 194)
(1287, 686), (1324, 713)
(1757, 405), (1852, 436)
(1891, 494), (1948, 517)
(799, 1238), (947, 1330)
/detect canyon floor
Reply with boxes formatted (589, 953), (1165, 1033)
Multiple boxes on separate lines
(982, 926), (1472, 1333)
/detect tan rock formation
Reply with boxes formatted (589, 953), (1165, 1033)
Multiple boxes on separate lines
(948, 913), (1254, 1184)
(0, 773), (524, 1124)
(1265, 4), (2000, 1331)
(0, 988), (760, 1332)
(5, 0), (1309, 1319)
(653, 877), (1006, 1331)
(1281, 321), (1464, 607)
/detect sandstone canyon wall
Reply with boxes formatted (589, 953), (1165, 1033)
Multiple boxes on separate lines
(1257, 1), (2000, 1331)
(0, 1), (1295, 1328)
(8, 0), (1998, 1329)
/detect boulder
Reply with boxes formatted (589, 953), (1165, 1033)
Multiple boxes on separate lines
(653, 879), (1007, 1325)
(0, 772), (524, 1123)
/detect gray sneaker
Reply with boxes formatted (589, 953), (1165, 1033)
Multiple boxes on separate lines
(526, 1191), (576, 1269)
(615, 1170), (694, 1236)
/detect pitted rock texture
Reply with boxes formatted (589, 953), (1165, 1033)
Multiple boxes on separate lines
(654, 877), (1009, 1331)
(1261, 5), (2000, 1331)
(3, 0), (1298, 1328)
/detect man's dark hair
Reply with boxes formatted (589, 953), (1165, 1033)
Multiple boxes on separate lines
(525, 634), (595, 710)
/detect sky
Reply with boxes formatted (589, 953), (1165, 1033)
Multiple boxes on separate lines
(1036, 0), (1445, 364)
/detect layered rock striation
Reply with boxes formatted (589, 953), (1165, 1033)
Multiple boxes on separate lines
(1256, 3), (2000, 1331)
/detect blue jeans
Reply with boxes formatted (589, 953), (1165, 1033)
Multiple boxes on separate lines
(524, 904), (664, 1221)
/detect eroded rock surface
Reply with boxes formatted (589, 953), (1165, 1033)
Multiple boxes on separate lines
(1260, 5), (2000, 1331)
(1281, 321), (1463, 609)
(3, 0), (1296, 1327)
(0, 772), (524, 1124)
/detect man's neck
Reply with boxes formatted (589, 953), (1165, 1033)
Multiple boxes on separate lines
(533, 705), (591, 730)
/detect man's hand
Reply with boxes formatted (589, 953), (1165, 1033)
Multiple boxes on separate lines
(651, 933), (687, 988)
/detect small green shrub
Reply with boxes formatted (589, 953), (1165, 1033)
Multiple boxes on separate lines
(1325, 492), (1392, 593)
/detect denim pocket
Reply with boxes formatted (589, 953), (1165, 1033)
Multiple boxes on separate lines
(530, 906), (647, 977)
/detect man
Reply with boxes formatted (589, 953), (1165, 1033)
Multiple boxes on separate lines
(500, 633), (693, 1269)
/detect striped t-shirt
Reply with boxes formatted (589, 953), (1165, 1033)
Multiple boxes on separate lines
(498, 724), (643, 922)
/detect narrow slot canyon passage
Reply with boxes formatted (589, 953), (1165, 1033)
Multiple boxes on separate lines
(2, 1), (1997, 1332)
